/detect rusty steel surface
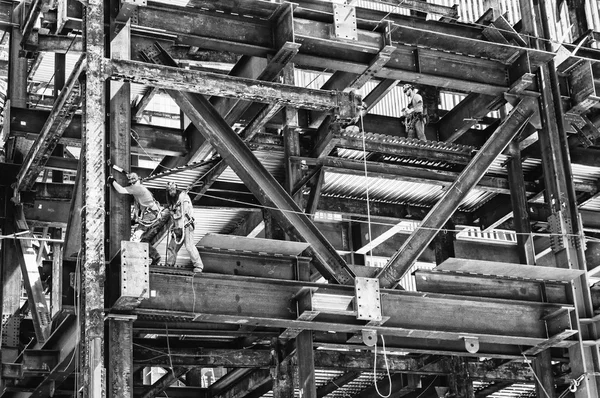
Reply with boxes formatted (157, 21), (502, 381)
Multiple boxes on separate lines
(82, 0), (106, 397)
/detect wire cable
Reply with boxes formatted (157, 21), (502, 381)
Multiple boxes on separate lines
(373, 334), (393, 398)
(521, 352), (551, 398)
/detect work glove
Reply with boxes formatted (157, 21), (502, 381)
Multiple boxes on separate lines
(107, 175), (115, 186)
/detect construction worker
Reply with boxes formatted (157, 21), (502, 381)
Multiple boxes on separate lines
(165, 182), (204, 273)
(108, 171), (168, 266)
(401, 84), (427, 141)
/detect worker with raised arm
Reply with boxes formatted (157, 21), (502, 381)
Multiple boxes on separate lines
(107, 166), (167, 266)
(401, 84), (427, 141)
(165, 182), (204, 273)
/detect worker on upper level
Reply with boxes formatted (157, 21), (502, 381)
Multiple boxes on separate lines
(401, 84), (427, 141)
(165, 182), (204, 273)
(108, 170), (168, 266)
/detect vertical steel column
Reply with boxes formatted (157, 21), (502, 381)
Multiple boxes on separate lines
(0, 187), (22, 359)
(507, 141), (556, 397)
(108, 5), (131, 259)
(4, 2), (27, 158)
(537, 0), (600, 394)
(108, 316), (136, 398)
(8, 2), (26, 109)
(271, 339), (294, 398)
(82, 0), (106, 397)
(108, 4), (132, 396)
(507, 142), (537, 265)
(52, 53), (66, 184)
(283, 64), (317, 397)
(1, 3), (25, 379)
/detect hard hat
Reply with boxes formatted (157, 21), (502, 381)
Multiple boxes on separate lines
(127, 172), (140, 183)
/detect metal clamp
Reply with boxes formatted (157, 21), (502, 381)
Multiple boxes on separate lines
(569, 374), (586, 392)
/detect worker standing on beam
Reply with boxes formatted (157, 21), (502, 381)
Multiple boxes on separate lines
(401, 84), (427, 141)
(165, 182), (204, 273)
(108, 169), (167, 266)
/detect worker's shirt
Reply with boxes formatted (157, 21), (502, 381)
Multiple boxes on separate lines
(124, 183), (159, 211)
(410, 93), (424, 114)
(171, 192), (194, 229)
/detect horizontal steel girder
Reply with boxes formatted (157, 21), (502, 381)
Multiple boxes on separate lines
(135, 272), (575, 351)
(106, 59), (362, 121)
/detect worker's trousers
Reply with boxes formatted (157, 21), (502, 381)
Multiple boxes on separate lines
(406, 115), (427, 141)
(166, 226), (203, 270)
(135, 209), (170, 266)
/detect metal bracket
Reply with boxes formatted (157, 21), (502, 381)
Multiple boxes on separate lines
(333, 4), (357, 41)
(548, 211), (580, 253)
(355, 277), (382, 322)
(462, 336), (480, 353)
(114, 241), (149, 310)
(362, 330), (377, 347)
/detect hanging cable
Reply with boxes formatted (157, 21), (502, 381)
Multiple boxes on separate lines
(373, 334), (392, 398)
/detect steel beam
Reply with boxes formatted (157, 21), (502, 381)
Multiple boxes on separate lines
(296, 156), (537, 195)
(160, 90), (355, 284)
(437, 93), (501, 142)
(20, 0), (43, 52)
(14, 53), (85, 192)
(13, 206), (52, 343)
(333, 134), (474, 165)
(132, 345), (535, 382)
(137, 272), (573, 350)
(108, 14), (131, 260)
(107, 59), (362, 120)
(19, 315), (79, 398)
(108, 316), (136, 398)
(139, 367), (189, 398)
(82, 0), (106, 397)
(377, 100), (534, 288)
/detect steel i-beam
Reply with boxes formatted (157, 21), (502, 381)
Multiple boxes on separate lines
(82, 0), (106, 397)
(14, 53), (85, 192)
(377, 99), (534, 288)
(170, 90), (356, 285)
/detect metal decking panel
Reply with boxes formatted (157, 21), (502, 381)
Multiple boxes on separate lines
(322, 171), (496, 211)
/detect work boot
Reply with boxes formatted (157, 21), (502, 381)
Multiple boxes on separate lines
(193, 260), (204, 273)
